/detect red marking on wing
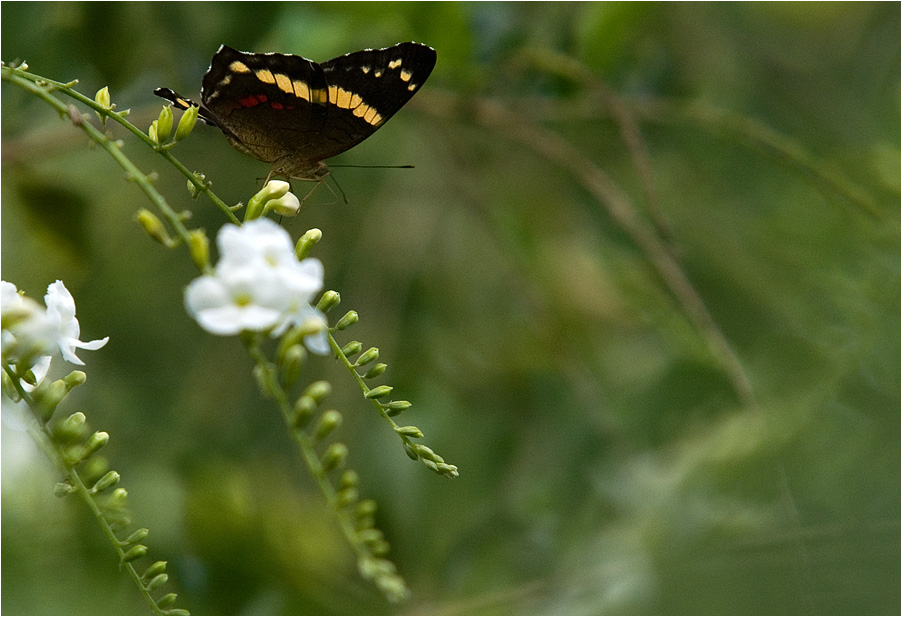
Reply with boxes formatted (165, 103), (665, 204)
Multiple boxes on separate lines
(238, 94), (268, 108)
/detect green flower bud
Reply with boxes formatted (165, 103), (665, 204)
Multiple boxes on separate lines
(357, 528), (384, 545)
(316, 289), (341, 313)
(335, 311), (358, 331)
(174, 104), (198, 142)
(145, 573), (169, 591)
(82, 431), (110, 459)
(81, 456), (109, 486)
(91, 470), (120, 493)
(94, 86), (111, 124)
(339, 340), (362, 358)
(394, 425), (423, 438)
(33, 379), (68, 421)
(303, 380), (332, 404)
(312, 409), (342, 441)
(336, 486), (359, 509)
(413, 444), (439, 462)
(95, 86), (111, 109)
(121, 544), (147, 563)
(364, 385), (393, 400)
(293, 395), (316, 429)
(371, 539), (391, 556)
(53, 482), (75, 498)
(321, 442), (348, 472)
(384, 400), (411, 417)
(124, 528), (150, 545)
(280, 344), (305, 389)
(356, 499), (378, 517)
(295, 228), (322, 260)
(339, 469), (359, 490)
(403, 442), (418, 461)
(187, 229), (210, 270)
(53, 412), (87, 443)
(363, 363), (387, 379)
(62, 370), (87, 389)
(136, 209), (173, 247)
(437, 463), (460, 478)
(355, 347), (379, 367)
(157, 593), (178, 609)
(155, 106), (173, 143)
(148, 121), (159, 145)
(106, 487), (128, 510)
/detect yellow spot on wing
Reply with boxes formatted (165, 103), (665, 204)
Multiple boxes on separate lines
(388, 59), (402, 69)
(229, 60), (251, 73)
(363, 106), (382, 126)
(400, 69), (413, 82)
(293, 79), (310, 101)
(255, 68), (276, 84)
(274, 73), (293, 94)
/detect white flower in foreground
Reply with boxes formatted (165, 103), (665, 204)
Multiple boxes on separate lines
(1, 281), (58, 366)
(185, 219), (328, 353)
(44, 281), (109, 365)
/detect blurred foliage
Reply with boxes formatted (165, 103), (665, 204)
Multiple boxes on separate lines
(2, 2), (899, 615)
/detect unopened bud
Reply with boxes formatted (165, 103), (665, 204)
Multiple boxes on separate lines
(280, 344), (305, 389)
(174, 104), (198, 142)
(335, 311), (358, 331)
(155, 106), (173, 143)
(187, 229), (210, 270)
(355, 347), (379, 367)
(321, 442), (348, 472)
(121, 544), (147, 563)
(296, 228), (322, 260)
(145, 573), (169, 591)
(363, 363), (387, 379)
(312, 409), (342, 441)
(364, 385), (393, 400)
(339, 340), (362, 358)
(92, 470), (120, 493)
(136, 210), (173, 247)
(316, 289), (340, 313)
(303, 380), (332, 404)
(82, 431), (110, 459)
(394, 425), (423, 438)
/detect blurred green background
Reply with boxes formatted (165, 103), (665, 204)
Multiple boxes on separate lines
(2, 2), (899, 615)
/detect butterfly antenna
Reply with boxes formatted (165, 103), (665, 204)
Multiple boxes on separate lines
(330, 164), (415, 169)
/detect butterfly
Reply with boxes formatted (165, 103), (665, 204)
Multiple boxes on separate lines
(154, 42), (436, 181)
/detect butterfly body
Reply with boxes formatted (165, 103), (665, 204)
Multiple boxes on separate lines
(154, 42), (436, 179)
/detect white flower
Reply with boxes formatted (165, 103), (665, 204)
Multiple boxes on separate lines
(185, 265), (294, 335)
(44, 281), (109, 365)
(216, 217), (299, 271)
(1, 281), (57, 367)
(184, 220), (328, 353)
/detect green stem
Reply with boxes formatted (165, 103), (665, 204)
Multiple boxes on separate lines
(242, 339), (371, 565)
(0, 63), (240, 225)
(2, 364), (170, 616)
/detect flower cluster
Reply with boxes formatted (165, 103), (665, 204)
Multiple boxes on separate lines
(184, 218), (329, 353)
(1, 280), (109, 375)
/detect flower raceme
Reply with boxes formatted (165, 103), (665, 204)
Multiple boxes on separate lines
(184, 219), (329, 353)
